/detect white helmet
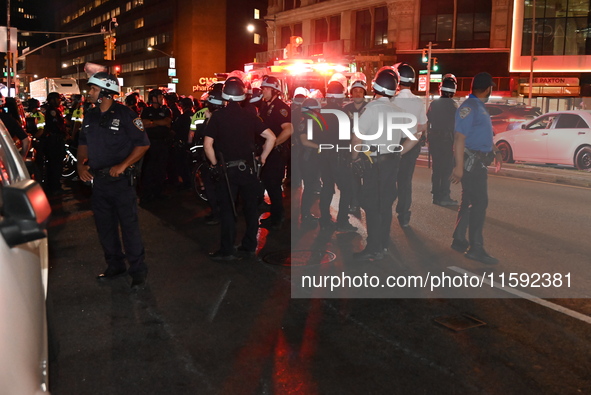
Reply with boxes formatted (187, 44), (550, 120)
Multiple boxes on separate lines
(88, 72), (119, 95)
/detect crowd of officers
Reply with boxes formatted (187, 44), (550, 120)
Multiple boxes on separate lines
(1, 64), (500, 288)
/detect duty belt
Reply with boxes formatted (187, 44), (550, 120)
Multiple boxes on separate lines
(226, 160), (249, 171)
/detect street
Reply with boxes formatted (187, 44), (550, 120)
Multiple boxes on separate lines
(47, 164), (591, 394)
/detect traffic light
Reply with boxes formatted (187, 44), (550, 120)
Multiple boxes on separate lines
(421, 48), (428, 63)
(104, 37), (112, 60)
(110, 36), (116, 60)
(114, 65), (121, 77)
(432, 57), (439, 72)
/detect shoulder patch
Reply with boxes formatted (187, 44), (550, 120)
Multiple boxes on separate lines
(280, 108), (289, 118)
(133, 118), (145, 131)
(459, 106), (472, 119)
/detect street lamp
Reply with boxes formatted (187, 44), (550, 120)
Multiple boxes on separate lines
(147, 46), (173, 58)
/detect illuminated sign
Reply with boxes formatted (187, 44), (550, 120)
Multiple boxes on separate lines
(193, 77), (218, 92)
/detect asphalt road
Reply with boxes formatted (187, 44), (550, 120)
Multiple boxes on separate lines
(46, 165), (591, 394)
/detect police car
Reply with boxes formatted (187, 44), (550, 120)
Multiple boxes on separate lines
(0, 119), (52, 392)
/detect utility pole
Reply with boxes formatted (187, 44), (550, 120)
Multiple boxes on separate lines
(425, 41), (432, 114)
(7, 0), (12, 96)
(528, 0), (536, 106)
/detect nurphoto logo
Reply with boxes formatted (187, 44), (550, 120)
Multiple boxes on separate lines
(304, 109), (418, 153)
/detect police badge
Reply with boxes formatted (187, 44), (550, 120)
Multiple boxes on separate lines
(133, 118), (145, 131)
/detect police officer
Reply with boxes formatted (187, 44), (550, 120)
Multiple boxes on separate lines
(140, 89), (173, 204)
(343, 74), (369, 214)
(297, 98), (321, 223)
(195, 83), (225, 225)
(77, 72), (150, 289)
(392, 63), (427, 228)
(428, 74), (458, 206)
(351, 67), (419, 261)
(43, 92), (68, 195)
(316, 80), (356, 232)
(0, 93), (30, 159)
(204, 77), (276, 260)
(258, 75), (293, 230)
(172, 97), (195, 190)
(450, 72), (503, 265)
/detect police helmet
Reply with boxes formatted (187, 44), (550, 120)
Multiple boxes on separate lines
(148, 88), (164, 102)
(372, 67), (399, 97)
(46, 92), (63, 104)
(325, 81), (346, 99)
(222, 77), (246, 101)
(440, 73), (457, 97)
(124, 94), (138, 107)
(88, 72), (120, 96)
(394, 63), (416, 86)
(302, 98), (321, 111)
(165, 91), (179, 104)
(350, 79), (367, 94)
(180, 97), (194, 111)
(208, 82), (224, 105)
(250, 87), (263, 104)
(260, 75), (281, 92)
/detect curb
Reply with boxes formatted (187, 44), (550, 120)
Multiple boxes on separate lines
(416, 155), (591, 188)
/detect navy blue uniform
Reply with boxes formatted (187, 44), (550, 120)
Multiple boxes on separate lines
(80, 102), (150, 276)
(427, 96), (457, 202)
(452, 94), (494, 250)
(140, 105), (172, 201)
(205, 101), (268, 254)
(42, 106), (67, 193)
(259, 96), (291, 223)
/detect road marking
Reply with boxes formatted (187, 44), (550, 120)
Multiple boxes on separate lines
(488, 174), (591, 190)
(209, 280), (231, 322)
(448, 266), (591, 325)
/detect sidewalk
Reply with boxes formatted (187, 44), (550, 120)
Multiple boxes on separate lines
(417, 152), (591, 188)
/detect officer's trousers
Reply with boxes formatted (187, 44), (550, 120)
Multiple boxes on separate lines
(299, 148), (319, 217)
(141, 139), (169, 199)
(42, 134), (66, 193)
(217, 167), (260, 254)
(261, 148), (285, 220)
(319, 153), (353, 225)
(396, 143), (421, 222)
(360, 153), (400, 253)
(91, 177), (147, 275)
(429, 136), (454, 201)
(452, 165), (488, 248)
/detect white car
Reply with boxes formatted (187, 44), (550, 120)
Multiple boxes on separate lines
(0, 120), (52, 393)
(494, 110), (591, 170)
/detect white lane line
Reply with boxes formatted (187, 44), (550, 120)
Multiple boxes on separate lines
(209, 280), (231, 322)
(448, 266), (591, 325)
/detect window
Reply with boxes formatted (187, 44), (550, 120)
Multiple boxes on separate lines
(254, 9), (260, 19)
(254, 33), (261, 45)
(329, 15), (341, 41)
(555, 114), (589, 128)
(355, 9), (372, 50)
(527, 115), (556, 129)
(521, 0), (591, 56)
(134, 18), (144, 29)
(281, 26), (292, 48)
(294, 23), (302, 37)
(314, 18), (328, 43)
(420, 0), (491, 48)
(374, 6), (388, 45)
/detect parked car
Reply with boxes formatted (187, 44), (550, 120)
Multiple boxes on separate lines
(0, 120), (52, 392)
(493, 110), (591, 170)
(485, 103), (541, 135)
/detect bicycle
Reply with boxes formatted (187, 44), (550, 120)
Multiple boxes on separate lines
(189, 144), (208, 202)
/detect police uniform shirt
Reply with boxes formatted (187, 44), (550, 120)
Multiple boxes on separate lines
(427, 97), (457, 137)
(260, 96), (291, 138)
(357, 97), (406, 156)
(44, 107), (66, 136)
(173, 111), (193, 144)
(0, 112), (28, 141)
(80, 102), (150, 170)
(140, 105), (172, 140)
(205, 101), (267, 162)
(343, 101), (368, 120)
(455, 94), (494, 152)
(391, 89), (427, 135)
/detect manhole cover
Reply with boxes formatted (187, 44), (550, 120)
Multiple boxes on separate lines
(262, 250), (336, 266)
(434, 315), (486, 332)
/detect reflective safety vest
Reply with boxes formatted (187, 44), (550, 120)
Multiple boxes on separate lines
(25, 110), (45, 133)
(190, 108), (207, 131)
(71, 108), (84, 124)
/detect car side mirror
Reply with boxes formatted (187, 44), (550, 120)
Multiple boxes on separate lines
(521, 124), (527, 129)
(0, 180), (51, 248)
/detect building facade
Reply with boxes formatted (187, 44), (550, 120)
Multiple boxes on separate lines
(261, 0), (591, 98)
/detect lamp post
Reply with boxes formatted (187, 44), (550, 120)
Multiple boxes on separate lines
(528, 0), (536, 106)
(147, 46), (173, 58)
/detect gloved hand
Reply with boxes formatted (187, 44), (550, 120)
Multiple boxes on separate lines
(208, 164), (222, 182)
